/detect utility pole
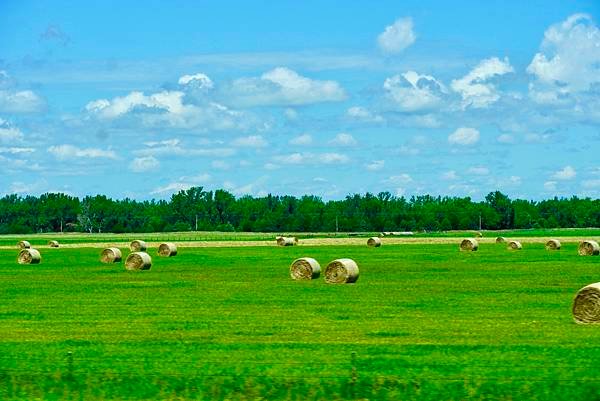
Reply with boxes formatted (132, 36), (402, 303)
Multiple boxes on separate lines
(335, 215), (339, 234)
(479, 213), (482, 231)
(195, 214), (198, 231)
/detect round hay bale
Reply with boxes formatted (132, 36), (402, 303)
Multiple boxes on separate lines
(277, 237), (295, 246)
(507, 240), (522, 250)
(578, 240), (600, 256)
(129, 240), (147, 252)
(496, 236), (507, 244)
(324, 258), (359, 284)
(125, 252), (152, 271)
(48, 240), (59, 248)
(573, 283), (600, 324)
(293, 237), (299, 245)
(17, 240), (31, 249)
(545, 239), (561, 251)
(290, 257), (321, 280)
(367, 237), (382, 247)
(100, 247), (122, 263)
(18, 248), (41, 265)
(158, 242), (177, 257)
(460, 238), (479, 251)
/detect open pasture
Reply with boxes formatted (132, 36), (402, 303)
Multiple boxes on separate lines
(0, 237), (599, 400)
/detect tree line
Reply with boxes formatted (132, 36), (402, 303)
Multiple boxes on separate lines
(0, 188), (598, 234)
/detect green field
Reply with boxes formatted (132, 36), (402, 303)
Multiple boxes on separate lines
(1, 238), (600, 400)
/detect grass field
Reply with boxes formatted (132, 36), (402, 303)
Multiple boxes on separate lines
(1, 234), (600, 400)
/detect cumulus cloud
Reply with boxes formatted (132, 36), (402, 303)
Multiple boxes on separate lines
(178, 72), (214, 89)
(365, 160), (384, 171)
(289, 133), (312, 146)
(377, 17), (416, 54)
(0, 121), (24, 143)
(448, 127), (480, 145)
(468, 166), (489, 175)
(451, 57), (514, 108)
(272, 152), (349, 165)
(0, 147), (35, 154)
(222, 67), (346, 107)
(231, 135), (267, 148)
(544, 181), (558, 191)
(346, 106), (384, 123)
(48, 144), (117, 160)
(552, 165), (576, 180)
(384, 174), (413, 184)
(151, 173), (211, 195)
(442, 170), (459, 180)
(497, 134), (515, 144)
(85, 89), (251, 131)
(0, 71), (45, 113)
(129, 156), (159, 172)
(329, 133), (357, 146)
(383, 71), (446, 111)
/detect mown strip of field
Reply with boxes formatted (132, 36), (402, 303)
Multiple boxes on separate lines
(0, 243), (599, 400)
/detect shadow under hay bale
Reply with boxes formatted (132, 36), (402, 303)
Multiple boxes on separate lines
(17, 241), (31, 249)
(290, 257), (321, 280)
(48, 240), (59, 248)
(324, 258), (359, 284)
(573, 283), (600, 324)
(578, 240), (600, 256)
(129, 240), (147, 252)
(100, 247), (122, 263)
(158, 242), (177, 257)
(460, 238), (479, 251)
(367, 237), (382, 247)
(507, 240), (522, 250)
(18, 248), (41, 265)
(545, 239), (561, 251)
(125, 252), (152, 271)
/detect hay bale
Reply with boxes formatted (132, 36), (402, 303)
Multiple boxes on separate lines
(393, 231), (413, 236)
(129, 240), (147, 252)
(475, 231), (483, 238)
(17, 240), (31, 249)
(545, 239), (561, 251)
(125, 252), (152, 271)
(496, 236), (507, 244)
(18, 248), (41, 265)
(367, 237), (382, 247)
(48, 240), (59, 248)
(324, 258), (359, 284)
(578, 240), (600, 256)
(573, 283), (600, 324)
(277, 237), (296, 246)
(507, 240), (522, 250)
(100, 247), (122, 263)
(379, 232), (386, 237)
(290, 257), (321, 280)
(460, 238), (479, 251)
(158, 242), (177, 257)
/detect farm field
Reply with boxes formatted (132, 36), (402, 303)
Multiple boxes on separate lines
(1, 235), (600, 400)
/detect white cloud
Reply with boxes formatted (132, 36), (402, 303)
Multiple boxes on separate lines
(582, 179), (600, 189)
(224, 67), (346, 107)
(85, 90), (250, 131)
(384, 174), (413, 184)
(365, 160), (384, 171)
(468, 166), (489, 175)
(383, 71), (445, 111)
(134, 141), (236, 158)
(552, 165), (576, 180)
(48, 144), (117, 160)
(377, 17), (416, 54)
(272, 152), (349, 165)
(527, 14), (600, 94)
(150, 182), (193, 195)
(0, 71), (45, 113)
(0, 125), (24, 143)
(289, 133), (313, 146)
(0, 147), (35, 154)
(144, 138), (181, 147)
(497, 134), (515, 144)
(284, 108), (298, 120)
(544, 181), (557, 191)
(451, 57), (514, 108)
(397, 145), (419, 156)
(329, 133), (357, 146)
(442, 170), (459, 180)
(346, 106), (384, 123)
(129, 156), (159, 172)
(211, 160), (231, 170)
(231, 135), (267, 148)
(448, 127), (480, 145)
(178, 72), (214, 89)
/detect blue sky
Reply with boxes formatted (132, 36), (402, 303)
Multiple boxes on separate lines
(1, 1), (599, 200)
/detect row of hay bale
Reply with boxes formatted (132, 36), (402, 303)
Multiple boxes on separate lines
(289, 257), (359, 284)
(379, 231), (414, 237)
(100, 240), (178, 271)
(460, 238), (600, 255)
(18, 240), (59, 249)
(276, 236), (299, 246)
